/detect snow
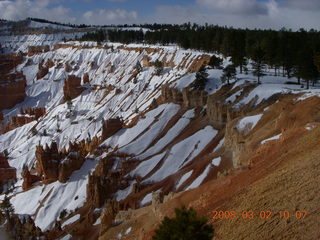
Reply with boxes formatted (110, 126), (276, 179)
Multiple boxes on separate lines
(176, 170), (193, 189)
(261, 134), (282, 144)
(129, 152), (165, 178)
(211, 157), (222, 166)
(114, 180), (136, 201)
(137, 109), (195, 159)
(59, 234), (72, 240)
(171, 73), (196, 90)
(61, 214), (80, 229)
(28, 21), (73, 30)
(145, 126), (217, 183)
(305, 123), (317, 131)
(125, 227), (132, 235)
(1, 32), (320, 234)
(140, 193), (152, 206)
(93, 218), (101, 226)
(212, 138), (224, 152)
(236, 114), (263, 134)
(11, 158), (99, 231)
(186, 165), (211, 190)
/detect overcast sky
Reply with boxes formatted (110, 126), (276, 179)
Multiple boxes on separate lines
(0, 0), (319, 30)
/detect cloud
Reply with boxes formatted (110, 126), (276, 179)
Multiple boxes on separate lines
(197, 0), (269, 15)
(281, 0), (320, 11)
(0, 0), (75, 23)
(82, 9), (137, 25)
(148, 1), (320, 30)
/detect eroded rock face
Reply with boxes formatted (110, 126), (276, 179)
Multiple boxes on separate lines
(35, 142), (61, 183)
(0, 54), (23, 75)
(35, 140), (90, 183)
(0, 72), (26, 111)
(224, 119), (247, 168)
(36, 61), (49, 80)
(3, 107), (46, 133)
(101, 118), (123, 141)
(0, 154), (16, 187)
(63, 75), (86, 100)
(28, 45), (50, 56)
(59, 150), (85, 183)
(22, 167), (41, 191)
(181, 88), (207, 108)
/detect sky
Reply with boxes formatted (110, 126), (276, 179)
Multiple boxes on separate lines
(0, 0), (320, 30)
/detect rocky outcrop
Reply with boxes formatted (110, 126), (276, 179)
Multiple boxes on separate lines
(0, 72), (26, 111)
(101, 117), (123, 141)
(65, 62), (71, 72)
(161, 85), (206, 108)
(35, 140), (91, 183)
(100, 200), (119, 235)
(224, 118), (247, 168)
(188, 55), (211, 72)
(36, 61), (49, 80)
(58, 144), (86, 183)
(27, 45), (50, 56)
(3, 107), (46, 133)
(0, 54), (23, 75)
(181, 88), (207, 108)
(22, 167), (41, 191)
(35, 142), (61, 183)
(161, 85), (183, 104)
(63, 75), (86, 100)
(0, 154), (16, 187)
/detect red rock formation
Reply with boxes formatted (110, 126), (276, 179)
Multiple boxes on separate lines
(35, 142), (61, 183)
(36, 61), (49, 80)
(3, 107), (46, 133)
(45, 59), (55, 69)
(22, 167), (41, 191)
(0, 154), (16, 186)
(65, 62), (71, 72)
(28, 45), (50, 56)
(25, 107), (46, 119)
(101, 117), (123, 141)
(0, 54), (23, 75)
(58, 142), (86, 183)
(63, 75), (86, 100)
(0, 72), (26, 111)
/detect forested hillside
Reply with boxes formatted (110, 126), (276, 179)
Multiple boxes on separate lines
(81, 24), (320, 86)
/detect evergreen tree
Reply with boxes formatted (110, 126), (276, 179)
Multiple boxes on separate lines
(314, 52), (320, 72)
(252, 46), (266, 84)
(152, 206), (214, 240)
(154, 59), (163, 76)
(208, 55), (223, 69)
(0, 195), (14, 218)
(192, 65), (208, 91)
(221, 64), (237, 85)
(299, 51), (318, 89)
(136, 61), (143, 73)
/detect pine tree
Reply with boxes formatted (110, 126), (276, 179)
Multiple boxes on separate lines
(154, 59), (163, 76)
(208, 55), (223, 69)
(252, 46), (266, 84)
(314, 52), (320, 72)
(136, 61), (143, 73)
(221, 64), (236, 85)
(192, 65), (208, 91)
(0, 195), (14, 218)
(152, 206), (214, 240)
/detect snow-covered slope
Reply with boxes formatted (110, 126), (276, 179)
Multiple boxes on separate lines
(1, 34), (320, 235)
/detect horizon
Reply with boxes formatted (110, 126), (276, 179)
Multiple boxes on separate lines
(0, 0), (319, 31)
